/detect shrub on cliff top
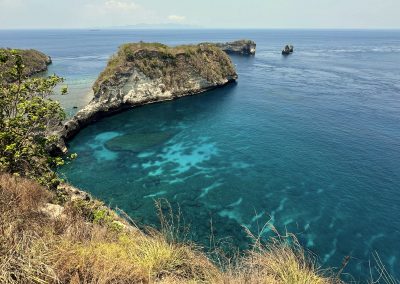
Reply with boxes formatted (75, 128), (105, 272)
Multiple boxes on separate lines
(0, 49), (69, 187)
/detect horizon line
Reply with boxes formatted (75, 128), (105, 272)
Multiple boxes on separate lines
(1, 27), (400, 31)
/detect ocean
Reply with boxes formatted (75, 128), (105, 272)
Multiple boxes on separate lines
(1, 29), (399, 280)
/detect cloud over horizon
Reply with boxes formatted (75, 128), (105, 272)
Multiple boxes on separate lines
(103, 0), (138, 12)
(167, 15), (186, 22)
(0, 0), (399, 29)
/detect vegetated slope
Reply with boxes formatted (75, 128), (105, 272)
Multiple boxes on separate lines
(93, 42), (237, 94)
(0, 48), (51, 81)
(0, 173), (340, 284)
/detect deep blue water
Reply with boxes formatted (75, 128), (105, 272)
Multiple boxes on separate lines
(2, 29), (400, 280)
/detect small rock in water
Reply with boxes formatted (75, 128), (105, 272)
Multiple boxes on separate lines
(282, 44), (294, 55)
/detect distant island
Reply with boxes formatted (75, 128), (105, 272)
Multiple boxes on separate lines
(93, 23), (202, 30)
(0, 48), (51, 81)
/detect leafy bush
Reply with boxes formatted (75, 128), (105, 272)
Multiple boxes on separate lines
(0, 49), (69, 187)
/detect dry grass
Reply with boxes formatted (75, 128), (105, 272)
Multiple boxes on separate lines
(0, 174), (57, 283)
(0, 173), (378, 284)
(50, 226), (219, 283)
(0, 173), (218, 283)
(369, 253), (400, 284)
(221, 232), (339, 284)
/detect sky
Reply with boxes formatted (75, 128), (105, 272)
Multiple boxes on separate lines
(0, 0), (399, 29)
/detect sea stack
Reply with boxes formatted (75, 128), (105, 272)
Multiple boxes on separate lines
(54, 42), (238, 152)
(282, 44), (294, 55)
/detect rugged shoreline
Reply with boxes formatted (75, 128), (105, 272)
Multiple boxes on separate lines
(53, 42), (238, 153)
(65, 79), (236, 141)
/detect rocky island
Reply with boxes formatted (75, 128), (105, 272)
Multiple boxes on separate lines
(214, 39), (256, 55)
(0, 48), (52, 81)
(282, 44), (294, 55)
(55, 42), (237, 151)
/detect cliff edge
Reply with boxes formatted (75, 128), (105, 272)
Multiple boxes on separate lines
(56, 42), (237, 149)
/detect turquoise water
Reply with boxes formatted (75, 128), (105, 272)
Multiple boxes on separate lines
(2, 29), (400, 279)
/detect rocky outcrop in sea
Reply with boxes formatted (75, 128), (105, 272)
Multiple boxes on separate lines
(53, 42), (238, 153)
(282, 44), (294, 55)
(214, 40), (256, 55)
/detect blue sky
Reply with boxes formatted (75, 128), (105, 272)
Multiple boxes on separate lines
(0, 0), (399, 29)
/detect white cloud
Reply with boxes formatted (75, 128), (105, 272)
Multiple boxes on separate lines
(84, 0), (139, 15)
(104, 0), (137, 12)
(0, 0), (22, 8)
(77, 0), (157, 27)
(168, 15), (186, 22)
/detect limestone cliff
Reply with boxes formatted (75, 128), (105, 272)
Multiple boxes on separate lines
(214, 40), (256, 55)
(56, 42), (237, 150)
(0, 48), (52, 81)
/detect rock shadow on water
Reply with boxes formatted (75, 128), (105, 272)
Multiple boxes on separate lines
(87, 131), (122, 161)
(104, 132), (176, 153)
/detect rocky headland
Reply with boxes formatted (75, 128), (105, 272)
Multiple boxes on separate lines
(214, 39), (256, 55)
(55, 42), (237, 152)
(0, 48), (52, 81)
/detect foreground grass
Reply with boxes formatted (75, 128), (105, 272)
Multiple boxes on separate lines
(0, 173), (343, 283)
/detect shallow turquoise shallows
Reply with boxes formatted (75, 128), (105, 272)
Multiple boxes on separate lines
(2, 29), (399, 279)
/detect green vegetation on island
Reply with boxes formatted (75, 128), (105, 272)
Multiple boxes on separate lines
(93, 42), (237, 94)
(0, 48), (52, 82)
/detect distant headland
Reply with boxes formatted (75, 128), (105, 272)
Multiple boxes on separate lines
(0, 48), (51, 81)
(53, 41), (240, 153)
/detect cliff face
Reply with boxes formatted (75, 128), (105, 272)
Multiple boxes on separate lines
(0, 48), (52, 81)
(215, 40), (256, 55)
(57, 42), (237, 148)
